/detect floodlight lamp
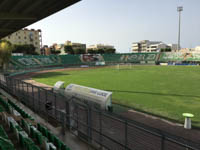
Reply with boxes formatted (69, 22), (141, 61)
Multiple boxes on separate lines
(177, 6), (183, 12)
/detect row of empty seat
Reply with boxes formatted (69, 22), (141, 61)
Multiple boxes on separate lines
(0, 94), (71, 150)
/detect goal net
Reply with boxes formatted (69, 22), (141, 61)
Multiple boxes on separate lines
(115, 63), (133, 70)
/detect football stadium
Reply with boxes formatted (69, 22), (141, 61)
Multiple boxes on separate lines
(0, 52), (200, 150)
(10, 52), (200, 127)
(0, 0), (200, 150)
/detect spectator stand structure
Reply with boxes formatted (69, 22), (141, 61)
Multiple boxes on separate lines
(0, 92), (73, 150)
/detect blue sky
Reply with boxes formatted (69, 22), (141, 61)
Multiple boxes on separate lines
(28, 0), (200, 53)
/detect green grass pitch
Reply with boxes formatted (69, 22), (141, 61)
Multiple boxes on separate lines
(33, 66), (200, 127)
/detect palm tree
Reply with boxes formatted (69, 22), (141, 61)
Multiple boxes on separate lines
(0, 40), (13, 70)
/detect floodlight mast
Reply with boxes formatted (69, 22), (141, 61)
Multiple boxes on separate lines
(177, 6), (183, 51)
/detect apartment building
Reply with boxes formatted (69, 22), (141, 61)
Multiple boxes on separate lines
(88, 44), (114, 50)
(65, 41), (86, 51)
(146, 43), (168, 52)
(3, 28), (42, 54)
(195, 46), (200, 51)
(132, 40), (179, 52)
(52, 41), (86, 55)
(132, 40), (162, 52)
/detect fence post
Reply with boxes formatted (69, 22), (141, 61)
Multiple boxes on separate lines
(10, 78), (12, 91)
(0, 74), (1, 85)
(65, 100), (70, 128)
(18, 80), (22, 99)
(45, 90), (48, 122)
(125, 120), (128, 150)
(0, 75), (1, 88)
(61, 111), (66, 135)
(38, 87), (40, 112)
(77, 104), (79, 130)
(21, 81), (23, 96)
(12, 78), (14, 94)
(87, 106), (92, 143)
(16, 79), (18, 98)
(14, 79), (16, 94)
(6, 77), (10, 91)
(161, 134), (165, 150)
(54, 93), (57, 119)
(19, 80), (22, 99)
(99, 111), (102, 149)
(26, 83), (29, 99)
(66, 99), (71, 128)
(32, 85), (35, 111)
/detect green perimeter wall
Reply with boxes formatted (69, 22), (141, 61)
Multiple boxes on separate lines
(102, 53), (158, 63)
(10, 52), (200, 70)
(159, 52), (200, 62)
(11, 53), (159, 69)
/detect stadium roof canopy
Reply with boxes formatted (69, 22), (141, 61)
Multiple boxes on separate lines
(0, 0), (81, 39)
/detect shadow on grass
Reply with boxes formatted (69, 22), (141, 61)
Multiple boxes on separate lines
(33, 72), (70, 78)
(113, 102), (200, 129)
(106, 89), (200, 98)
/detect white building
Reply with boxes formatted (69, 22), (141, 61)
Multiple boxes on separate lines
(178, 46), (200, 53)
(147, 43), (168, 52)
(3, 28), (42, 54)
(195, 46), (200, 52)
(167, 44), (178, 51)
(132, 40), (162, 52)
(65, 41), (86, 51)
(88, 44), (114, 50)
(53, 41), (87, 55)
(132, 40), (179, 53)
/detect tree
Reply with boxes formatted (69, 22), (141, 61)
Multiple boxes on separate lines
(105, 48), (116, 54)
(50, 49), (61, 55)
(0, 40), (13, 70)
(73, 48), (86, 54)
(166, 48), (172, 52)
(161, 48), (172, 52)
(12, 44), (38, 55)
(97, 49), (105, 54)
(87, 49), (96, 54)
(64, 45), (74, 54)
(87, 48), (115, 54)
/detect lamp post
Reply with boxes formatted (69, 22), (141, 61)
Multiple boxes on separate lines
(177, 6), (183, 51)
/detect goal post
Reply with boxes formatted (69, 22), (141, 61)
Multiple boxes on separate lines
(115, 63), (133, 70)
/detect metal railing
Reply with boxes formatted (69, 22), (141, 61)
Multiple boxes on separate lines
(0, 74), (199, 150)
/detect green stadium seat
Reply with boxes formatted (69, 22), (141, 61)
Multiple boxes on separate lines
(0, 137), (15, 150)
(49, 143), (57, 150)
(30, 126), (35, 138)
(61, 142), (70, 150)
(0, 126), (15, 150)
(37, 123), (42, 132)
(24, 138), (34, 148)
(28, 145), (40, 150)
(41, 126), (48, 137)
(19, 131), (29, 147)
(21, 119), (26, 128)
(37, 123), (71, 150)
(48, 131), (54, 143)
(54, 137), (62, 149)
(35, 132), (43, 145)
(0, 125), (8, 139)
(0, 105), (4, 112)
